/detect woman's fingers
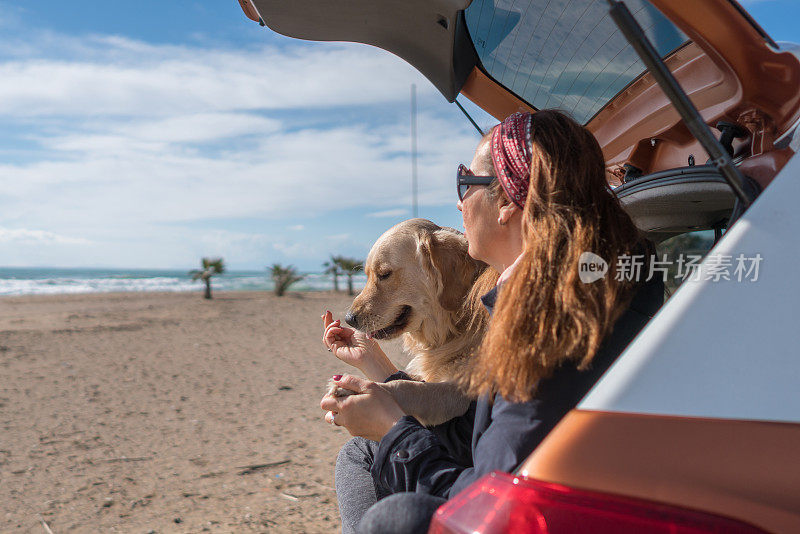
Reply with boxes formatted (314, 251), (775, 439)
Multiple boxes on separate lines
(325, 329), (347, 350)
(323, 324), (335, 346)
(320, 376), (362, 429)
(329, 341), (344, 355)
(324, 322), (342, 338)
(321, 311), (332, 346)
(325, 323), (357, 348)
(335, 374), (368, 394)
(325, 411), (337, 425)
(338, 327), (355, 342)
(320, 393), (341, 412)
(320, 376), (402, 440)
(320, 375), (362, 410)
(322, 320), (343, 347)
(322, 319), (333, 347)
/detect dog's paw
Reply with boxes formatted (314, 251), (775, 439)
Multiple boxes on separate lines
(326, 379), (359, 398)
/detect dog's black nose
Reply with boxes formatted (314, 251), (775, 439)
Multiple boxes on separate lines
(344, 312), (358, 327)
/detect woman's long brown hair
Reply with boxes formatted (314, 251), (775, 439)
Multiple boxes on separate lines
(460, 110), (643, 402)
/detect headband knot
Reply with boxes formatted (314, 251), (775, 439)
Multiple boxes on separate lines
(491, 112), (533, 209)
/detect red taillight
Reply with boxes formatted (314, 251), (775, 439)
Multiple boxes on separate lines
(429, 471), (767, 534)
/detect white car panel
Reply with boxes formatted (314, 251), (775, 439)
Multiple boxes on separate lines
(580, 153), (800, 423)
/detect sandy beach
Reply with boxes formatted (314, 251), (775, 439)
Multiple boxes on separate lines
(0, 291), (408, 533)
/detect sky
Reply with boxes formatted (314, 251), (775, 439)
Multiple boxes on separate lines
(0, 0), (797, 271)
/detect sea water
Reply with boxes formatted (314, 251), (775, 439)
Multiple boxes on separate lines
(0, 267), (367, 296)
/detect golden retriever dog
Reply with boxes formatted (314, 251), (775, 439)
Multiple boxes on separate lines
(329, 218), (497, 425)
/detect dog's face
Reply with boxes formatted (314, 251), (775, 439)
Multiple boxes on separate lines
(345, 219), (477, 340)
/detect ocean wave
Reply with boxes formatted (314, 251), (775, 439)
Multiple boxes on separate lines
(0, 270), (367, 296)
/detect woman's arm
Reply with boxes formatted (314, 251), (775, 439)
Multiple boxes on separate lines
(380, 380), (471, 427)
(371, 396), (546, 499)
(322, 377), (547, 499)
(324, 374), (477, 465)
(371, 341), (634, 498)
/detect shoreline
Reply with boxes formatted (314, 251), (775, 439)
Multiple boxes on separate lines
(0, 267), (367, 298)
(0, 289), (348, 301)
(0, 289), (364, 305)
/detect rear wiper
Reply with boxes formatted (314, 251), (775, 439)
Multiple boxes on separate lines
(607, 0), (754, 210)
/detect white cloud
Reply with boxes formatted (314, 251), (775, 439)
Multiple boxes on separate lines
(287, 224), (304, 231)
(326, 233), (351, 242)
(38, 112), (281, 154)
(0, 113), (478, 225)
(0, 35), (437, 117)
(0, 31), (485, 269)
(0, 227), (91, 245)
(366, 208), (409, 218)
(272, 241), (316, 259)
(117, 113), (281, 144)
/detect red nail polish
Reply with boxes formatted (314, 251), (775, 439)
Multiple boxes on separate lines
(332, 375), (342, 381)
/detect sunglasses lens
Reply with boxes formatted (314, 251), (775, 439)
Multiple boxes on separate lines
(457, 164), (466, 201)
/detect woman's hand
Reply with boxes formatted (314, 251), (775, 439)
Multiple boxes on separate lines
(322, 311), (398, 381)
(322, 310), (377, 368)
(321, 375), (405, 442)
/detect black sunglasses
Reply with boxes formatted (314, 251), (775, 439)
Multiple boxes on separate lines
(457, 164), (496, 202)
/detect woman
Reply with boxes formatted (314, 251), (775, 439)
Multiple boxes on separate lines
(321, 110), (664, 534)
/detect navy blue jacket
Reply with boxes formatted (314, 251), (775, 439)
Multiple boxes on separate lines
(371, 275), (664, 498)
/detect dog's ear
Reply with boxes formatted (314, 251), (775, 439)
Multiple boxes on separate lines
(421, 229), (478, 311)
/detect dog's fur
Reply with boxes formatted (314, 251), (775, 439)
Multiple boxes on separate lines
(329, 219), (496, 425)
(348, 218), (487, 380)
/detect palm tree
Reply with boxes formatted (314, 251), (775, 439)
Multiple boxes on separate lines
(270, 263), (304, 296)
(332, 256), (364, 296)
(323, 256), (342, 292)
(189, 257), (225, 299)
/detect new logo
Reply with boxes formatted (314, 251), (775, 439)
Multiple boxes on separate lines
(578, 252), (608, 283)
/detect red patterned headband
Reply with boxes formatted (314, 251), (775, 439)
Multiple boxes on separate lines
(491, 112), (533, 209)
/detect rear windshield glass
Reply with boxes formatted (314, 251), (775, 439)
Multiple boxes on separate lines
(465, 0), (688, 124)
